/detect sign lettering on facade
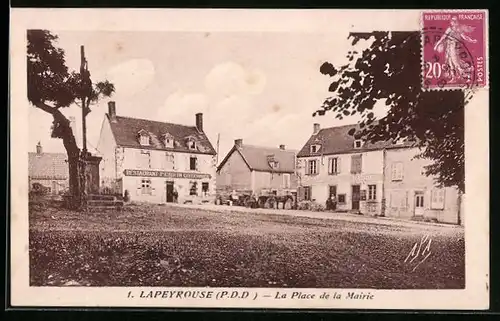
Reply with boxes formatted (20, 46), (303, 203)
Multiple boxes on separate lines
(123, 169), (211, 179)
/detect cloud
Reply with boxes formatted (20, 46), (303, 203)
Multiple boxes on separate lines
(204, 61), (267, 100)
(157, 91), (208, 123)
(99, 59), (155, 97)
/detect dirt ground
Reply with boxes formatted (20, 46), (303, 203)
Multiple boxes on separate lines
(29, 202), (465, 289)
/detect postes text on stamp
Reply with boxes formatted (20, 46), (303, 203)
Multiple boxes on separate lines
(421, 10), (487, 90)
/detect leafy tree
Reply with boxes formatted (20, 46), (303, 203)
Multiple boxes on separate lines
(316, 31), (465, 193)
(27, 30), (115, 208)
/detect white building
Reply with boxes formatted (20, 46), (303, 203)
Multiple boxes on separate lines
(96, 101), (217, 204)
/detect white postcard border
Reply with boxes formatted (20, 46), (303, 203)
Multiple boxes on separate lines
(9, 8), (490, 310)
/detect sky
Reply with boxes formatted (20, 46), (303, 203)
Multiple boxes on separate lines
(28, 30), (389, 163)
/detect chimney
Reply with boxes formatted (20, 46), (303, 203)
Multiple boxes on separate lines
(279, 144), (285, 150)
(195, 113), (203, 132)
(313, 123), (320, 135)
(108, 101), (117, 122)
(234, 139), (243, 148)
(36, 141), (42, 154)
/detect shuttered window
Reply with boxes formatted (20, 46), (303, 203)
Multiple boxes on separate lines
(391, 162), (404, 181)
(328, 157), (340, 175)
(431, 189), (445, 209)
(350, 154), (362, 174)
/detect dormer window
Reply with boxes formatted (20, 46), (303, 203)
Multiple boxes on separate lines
(310, 144), (321, 154)
(186, 137), (197, 150)
(354, 140), (363, 149)
(163, 133), (174, 148)
(267, 155), (279, 170)
(138, 129), (150, 146)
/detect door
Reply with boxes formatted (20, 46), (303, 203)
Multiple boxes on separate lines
(328, 185), (337, 210)
(351, 185), (360, 210)
(166, 181), (174, 203)
(329, 185), (337, 198)
(414, 192), (425, 216)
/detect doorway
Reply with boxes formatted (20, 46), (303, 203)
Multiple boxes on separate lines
(351, 185), (360, 210)
(166, 181), (175, 203)
(414, 191), (425, 216)
(328, 185), (337, 211)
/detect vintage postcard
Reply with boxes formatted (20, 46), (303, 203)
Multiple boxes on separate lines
(10, 9), (489, 310)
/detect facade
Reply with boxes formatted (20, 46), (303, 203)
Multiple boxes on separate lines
(28, 142), (69, 195)
(384, 147), (462, 224)
(296, 123), (463, 224)
(216, 139), (298, 196)
(96, 101), (217, 204)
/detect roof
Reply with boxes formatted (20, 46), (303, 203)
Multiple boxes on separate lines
(28, 152), (69, 180)
(297, 123), (416, 157)
(218, 144), (297, 173)
(107, 115), (216, 155)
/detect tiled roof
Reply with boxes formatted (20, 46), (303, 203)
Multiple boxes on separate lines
(218, 144), (297, 173)
(28, 152), (69, 180)
(297, 123), (416, 157)
(108, 115), (216, 155)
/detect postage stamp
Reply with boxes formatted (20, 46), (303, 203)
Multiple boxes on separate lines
(421, 10), (488, 90)
(9, 9), (490, 311)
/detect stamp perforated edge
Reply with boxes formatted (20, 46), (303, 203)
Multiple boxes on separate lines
(419, 9), (489, 92)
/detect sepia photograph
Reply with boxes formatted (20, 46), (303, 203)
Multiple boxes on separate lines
(11, 9), (489, 309)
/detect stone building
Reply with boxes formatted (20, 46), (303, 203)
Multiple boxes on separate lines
(296, 123), (462, 224)
(216, 139), (298, 196)
(96, 101), (217, 204)
(28, 142), (69, 195)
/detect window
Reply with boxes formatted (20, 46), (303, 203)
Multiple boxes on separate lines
(307, 159), (318, 175)
(138, 150), (151, 169)
(350, 154), (362, 174)
(368, 184), (377, 200)
(337, 194), (346, 204)
(187, 139), (197, 150)
(310, 144), (321, 153)
(391, 162), (404, 181)
(164, 153), (175, 170)
(189, 181), (198, 196)
(304, 186), (311, 201)
(431, 188), (445, 209)
(328, 157), (340, 175)
(190, 156), (198, 171)
(202, 182), (209, 196)
(139, 134), (150, 146)
(283, 174), (291, 188)
(141, 179), (152, 195)
(164, 137), (174, 148)
(270, 161), (280, 170)
(354, 140), (363, 149)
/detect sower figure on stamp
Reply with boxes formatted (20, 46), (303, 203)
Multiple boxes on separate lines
(433, 16), (477, 84)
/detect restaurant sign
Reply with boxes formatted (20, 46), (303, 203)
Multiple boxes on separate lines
(123, 169), (211, 179)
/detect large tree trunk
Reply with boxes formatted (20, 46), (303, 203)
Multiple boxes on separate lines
(35, 102), (83, 209)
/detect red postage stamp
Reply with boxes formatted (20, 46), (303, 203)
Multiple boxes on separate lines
(421, 10), (488, 90)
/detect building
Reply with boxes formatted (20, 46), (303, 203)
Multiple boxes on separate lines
(216, 139), (298, 196)
(384, 147), (462, 224)
(28, 142), (69, 195)
(296, 123), (391, 215)
(96, 101), (217, 204)
(296, 123), (462, 224)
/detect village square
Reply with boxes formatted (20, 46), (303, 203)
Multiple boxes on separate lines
(27, 28), (465, 289)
